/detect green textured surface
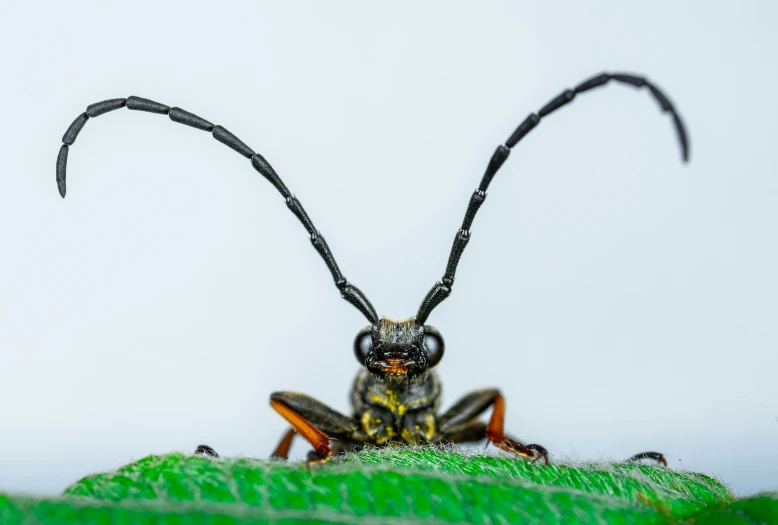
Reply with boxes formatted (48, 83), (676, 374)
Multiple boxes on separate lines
(696, 492), (778, 525)
(0, 448), (775, 525)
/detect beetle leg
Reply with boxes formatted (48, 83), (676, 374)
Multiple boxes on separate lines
(436, 420), (488, 444)
(437, 389), (500, 432)
(626, 451), (667, 466)
(486, 393), (549, 464)
(193, 444), (220, 458)
(437, 389), (548, 464)
(270, 391), (359, 464)
(271, 427), (364, 459)
(270, 428), (297, 460)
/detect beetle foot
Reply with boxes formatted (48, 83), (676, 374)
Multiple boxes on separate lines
(627, 451), (666, 466)
(525, 443), (550, 465)
(194, 444), (220, 458)
(492, 434), (549, 465)
(305, 448), (332, 466)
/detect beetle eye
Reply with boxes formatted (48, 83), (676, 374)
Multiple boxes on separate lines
(354, 327), (374, 365)
(423, 326), (445, 367)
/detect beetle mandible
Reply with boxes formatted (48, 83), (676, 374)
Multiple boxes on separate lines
(55, 71), (687, 465)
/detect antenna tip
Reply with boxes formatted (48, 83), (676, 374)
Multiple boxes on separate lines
(682, 140), (690, 163)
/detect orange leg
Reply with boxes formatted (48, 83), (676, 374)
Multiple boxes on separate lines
(270, 428), (297, 460)
(438, 389), (549, 464)
(486, 394), (549, 464)
(270, 398), (333, 464)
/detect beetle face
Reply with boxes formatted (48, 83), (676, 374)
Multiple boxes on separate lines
(354, 318), (445, 379)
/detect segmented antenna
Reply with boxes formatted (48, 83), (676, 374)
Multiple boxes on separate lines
(56, 96), (379, 324)
(416, 72), (689, 325)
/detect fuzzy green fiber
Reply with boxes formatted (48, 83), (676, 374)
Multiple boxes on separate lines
(0, 448), (775, 524)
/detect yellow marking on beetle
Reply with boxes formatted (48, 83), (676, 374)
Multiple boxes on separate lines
(361, 411), (379, 435)
(400, 414), (436, 444)
(369, 389), (406, 416)
(361, 411), (396, 445)
(368, 388), (429, 417)
(380, 426), (397, 445)
(421, 412), (435, 440)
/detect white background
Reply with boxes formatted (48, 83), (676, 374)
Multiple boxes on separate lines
(1, 1), (776, 497)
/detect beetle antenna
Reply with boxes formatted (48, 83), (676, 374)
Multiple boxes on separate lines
(55, 97), (379, 324)
(416, 72), (689, 324)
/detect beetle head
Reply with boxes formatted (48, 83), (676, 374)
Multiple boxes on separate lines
(354, 318), (444, 380)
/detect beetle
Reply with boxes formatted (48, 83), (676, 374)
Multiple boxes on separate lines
(55, 71), (686, 466)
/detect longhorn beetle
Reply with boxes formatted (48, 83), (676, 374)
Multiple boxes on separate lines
(56, 71), (686, 466)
